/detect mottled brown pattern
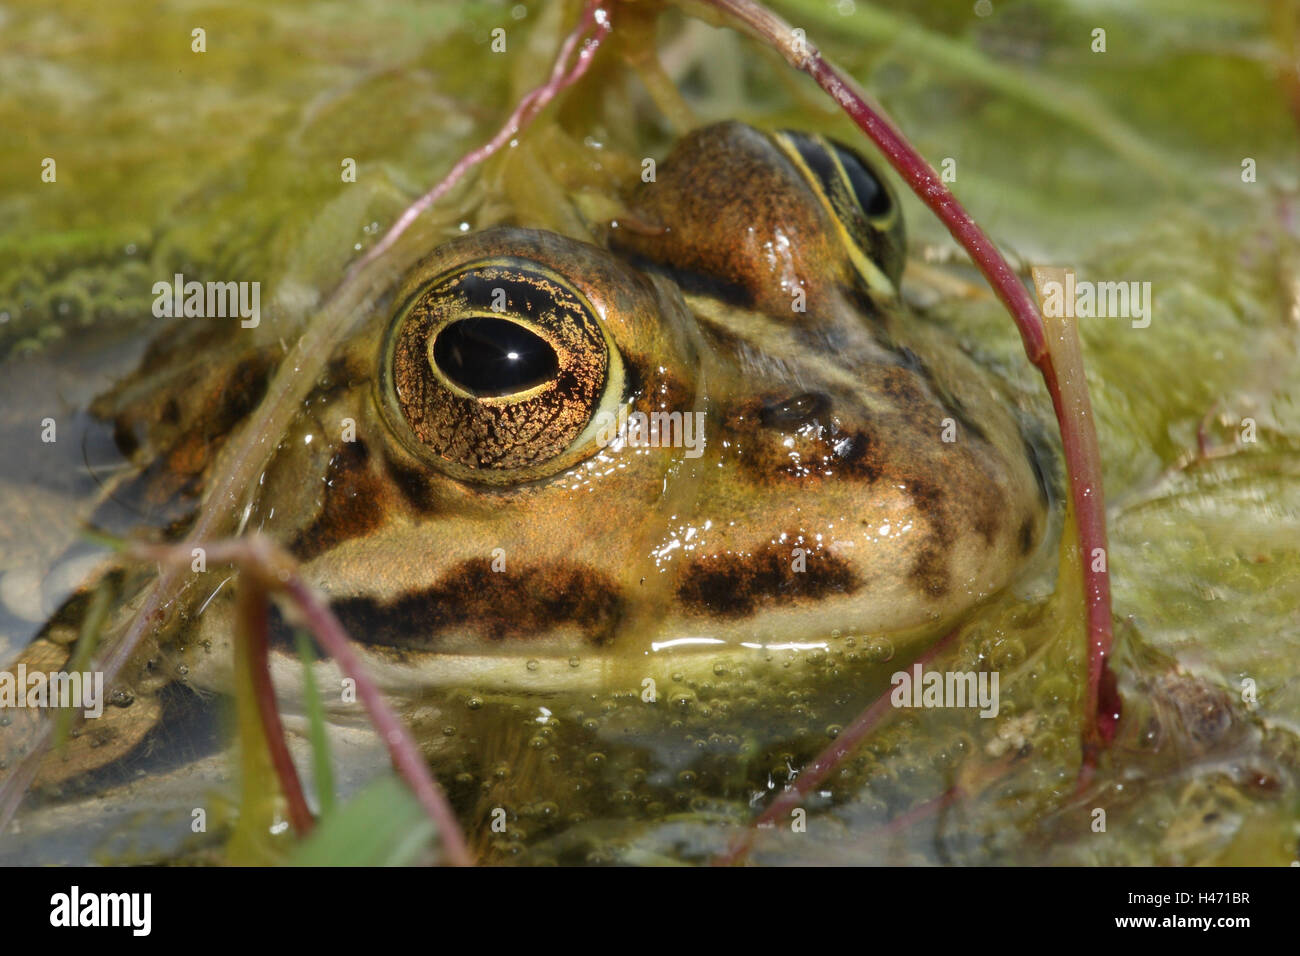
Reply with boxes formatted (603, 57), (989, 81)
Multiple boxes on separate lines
(877, 365), (926, 405)
(291, 439), (388, 562)
(973, 494), (1003, 546)
(908, 543), (950, 597)
(676, 537), (860, 617)
(715, 395), (885, 486)
(619, 353), (697, 425)
(91, 351), (273, 534)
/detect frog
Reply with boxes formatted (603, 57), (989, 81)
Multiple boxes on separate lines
(0, 121), (1050, 824)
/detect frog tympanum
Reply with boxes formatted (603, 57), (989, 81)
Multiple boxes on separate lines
(1, 122), (1048, 815)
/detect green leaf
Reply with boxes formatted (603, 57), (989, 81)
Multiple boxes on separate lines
(288, 775), (440, 867)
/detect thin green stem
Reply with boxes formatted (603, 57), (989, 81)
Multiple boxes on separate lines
(296, 630), (337, 818)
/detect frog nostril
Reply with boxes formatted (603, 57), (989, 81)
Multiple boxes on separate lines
(760, 391), (831, 428)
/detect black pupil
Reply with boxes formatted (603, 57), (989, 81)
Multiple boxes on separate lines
(432, 318), (559, 397)
(834, 144), (891, 218)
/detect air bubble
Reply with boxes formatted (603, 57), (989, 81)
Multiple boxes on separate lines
(865, 637), (895, 663)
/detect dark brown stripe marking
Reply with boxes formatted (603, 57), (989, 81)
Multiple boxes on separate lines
(909, 543), (950, 598)
(291, 439), (388, 562)
(323, 559), (624, 649)
(902, 476), (953, 598)
(973, 492), (1002, 546)
(1018, 515), (1037, 556)
(676, 538), (860, 617)
(382, 447), (443, 515)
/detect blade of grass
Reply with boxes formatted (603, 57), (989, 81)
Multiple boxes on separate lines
(295, 629), (336, 818)
(226, 577), (290, 865)
(128, 536), (475, 866)
(289, 775), (437, 867)
(51, 579), (112, 750)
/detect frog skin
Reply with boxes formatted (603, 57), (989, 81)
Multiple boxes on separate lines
(1, 121), (1048, 790)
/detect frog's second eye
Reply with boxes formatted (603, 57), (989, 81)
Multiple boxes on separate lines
(773, 130), (906, 290)
(380, 258), (623, 483)
(781, 132), (891, 218)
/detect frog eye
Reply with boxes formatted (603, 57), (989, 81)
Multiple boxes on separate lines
(379, 258), (624, 483)
(773, 130), (906, 291)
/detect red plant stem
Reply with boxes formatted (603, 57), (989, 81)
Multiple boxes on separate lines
(283, 578), (473, 867)
(715, 628), (960, 866)
(239, 581), (315, 837)
(125, 536), (475, 865)
(158, 537), (474, 864)
(0, 2), (614, 837)
(1037, 305), (1119, 780)
(702, 0), (1117, 755)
